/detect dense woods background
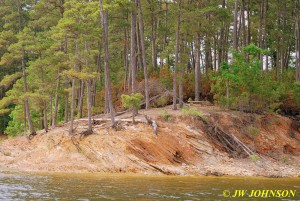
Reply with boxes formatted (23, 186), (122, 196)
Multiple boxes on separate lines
(0, 0), (299, 136)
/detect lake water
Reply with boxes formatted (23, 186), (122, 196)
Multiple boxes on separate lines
(0, 171), (299, 200)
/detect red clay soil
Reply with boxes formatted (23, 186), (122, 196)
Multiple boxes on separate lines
(0, 105), (299, 177)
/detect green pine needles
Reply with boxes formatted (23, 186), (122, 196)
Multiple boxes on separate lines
(211, 44), (284, 113)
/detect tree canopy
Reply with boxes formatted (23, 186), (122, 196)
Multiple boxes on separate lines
(0, 0), (300, 136)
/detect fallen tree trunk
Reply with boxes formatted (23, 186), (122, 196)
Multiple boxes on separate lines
(200, 118), (256, 158)
(145, 115), (158, 135)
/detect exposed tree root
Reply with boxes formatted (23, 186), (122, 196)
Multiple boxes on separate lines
(145, 115), (158, 135)
(27, 132), (37, 140)
(200, 118), (256, 158)
(79, 129), (93, 138)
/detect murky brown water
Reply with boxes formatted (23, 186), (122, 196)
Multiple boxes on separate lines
(0, 171), (299, 200)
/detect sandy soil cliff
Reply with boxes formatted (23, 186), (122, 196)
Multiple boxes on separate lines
(0, 105), (299, 177)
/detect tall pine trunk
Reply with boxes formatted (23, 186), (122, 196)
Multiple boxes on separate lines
(43, 101), (48, 132)
(64, 36), (69, 123)
(99, 0), (115, 125)
(258, 0), (264, 73)
(178, 43), (183, 109)
(78, 80), (84, 118)
(21, 47), (36, 135)
(173, 0), (181, 110)
(151, 12), (157, 69)
(241, 0), (247, 47)
(195, 34), (201, 101)
(52, 73), (60, 128)
(123, 25), (129, 93)
(137, 0), (150, 110)
(64, 77), (69, 123)
(233, 0), (239, 50)
(69, 41), (78, 135)
(131, 0), (137, 94)
(264, 0), (268, 71)
(86, 79), (92, 132)
(296, 14), (300, 82)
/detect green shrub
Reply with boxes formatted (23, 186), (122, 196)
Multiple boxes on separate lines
(211, 44), (283, 113)
(182, 106), (202, 116)
(121, 93), (144, 123)
(156, 97), (169, 107)
(181, 106), (207, 122)
(5, 105), (24, 137)
(161, 110), (170, 121)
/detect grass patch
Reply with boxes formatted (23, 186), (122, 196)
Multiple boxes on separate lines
(181, 106), (207, 122)
(245, 125), (260, 140)
(281, 156), (290, 164)
(161, 110), (171, 121)
(249, 154), (260, 161)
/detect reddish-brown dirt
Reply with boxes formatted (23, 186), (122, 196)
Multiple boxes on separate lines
(0, 105), (299, 177)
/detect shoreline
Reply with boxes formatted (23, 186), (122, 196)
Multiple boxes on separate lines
(1, 159), (299, 178)
(1, 106), (299, 179)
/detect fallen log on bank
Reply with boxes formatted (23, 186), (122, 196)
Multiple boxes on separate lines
(145, 115), (158, 135)
(198, 117), (256, 158)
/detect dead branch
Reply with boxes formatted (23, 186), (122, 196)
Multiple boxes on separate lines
(145, 115), (158, 135)
(79, 129), (93, 138)
(202, 119), (256, 158)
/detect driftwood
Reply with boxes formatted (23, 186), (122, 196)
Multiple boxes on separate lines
(145, 115), (158, 135)
(188, 100), (214, 106)
(200, 119), (256, 158)
(27, 132), (37, 140)
(115, 110), (129, 117)
(79, 129), (93, 137)
(140, 94), (162, 107)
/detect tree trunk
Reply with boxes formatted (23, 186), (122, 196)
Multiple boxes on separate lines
(190, 42), (195, 71)
(23, 103), (26, 135)
(123, 26), (129, 93)
(173, 0), (181, 110)
(132, 109), (135, 124)
(264, 0), (268, 71)
(69, 41), (78, 135)
(137, 0), (150, 110)
(131, 0), (137, 94)
(91, 78), (96, 107)
(151, 5), (157, 69)
(281, 1), (287, 76)
(49, 95), (53, 126)
(86, 79), (92, 132)
(195, 34), (201, 101)
(296, 15), (300, 82)
(21, 47), (36, 135)
(276, 6), (280, 80)
(78, 80), (84, 118)
(64, 77), (69, 123)
(136, 20), (143, 72)
(43, 101), (48, 132)
(179, 63), (183, 108)
(99, 0), (115, 125)
(162, 1), (169, 68)
(69, 78), (75, 134)
(213, 35), (217, 71)
(52, 74), (60, 128)
(258, 0), (264, 73)
(241, 0), (247, 47)
(40, 60), (48, 132)
(247, 0), (251, 46)
(64, 36), (69, 123)
(218, 0), (226, 66)
(233, 0), (239, 50)
(205, 38), (210, 77)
